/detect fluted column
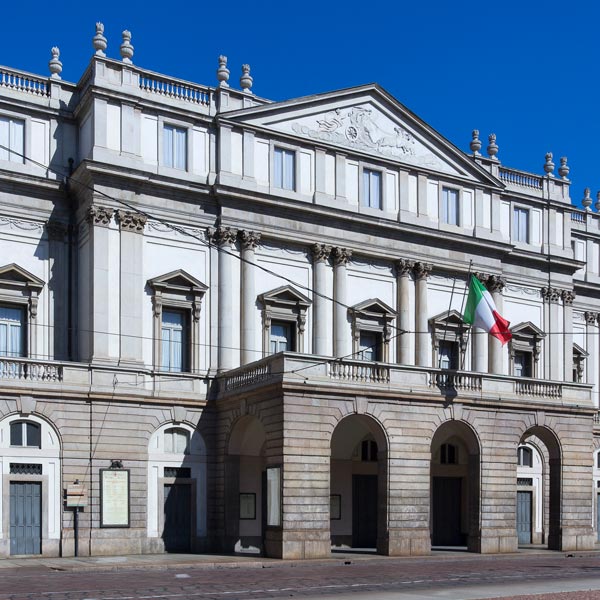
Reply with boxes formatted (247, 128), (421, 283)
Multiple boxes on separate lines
(240, 230), (261, 365)
(471, 272), (489, 373)
(585, 312), (599, 408)
(332, 247), (352, 357)
(562, 290), (575, 383)
(413, 262), (432, 367)
(212, 226), (238, 372)
(312, 243), (332, 356)
(487, 275), (505, 375)
(542, 286), (562, 381)
(395, 259), (413, 365)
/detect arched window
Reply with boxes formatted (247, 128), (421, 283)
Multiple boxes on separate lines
(518, 446), (533, 467)
(440, 443), (458, 465)
(10, 421), (41, 448)
(361, 439), (378, 462)
(164, 428), (190, 454)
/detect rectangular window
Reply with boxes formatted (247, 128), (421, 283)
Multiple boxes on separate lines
(362, 169), (382, 209)
(161, 310), (186, 372)
(274, 147), (295, 190)
(0, 116), (24, 164)
(514, 351), (532, 377)
(163, 124), (187, 170)
(439, 340), (459, 370)
(442, 187), (460, 225)
(0, 306), (24, 357)
(358, 331), (381, 362)
(513, 207), (530, 243)
(270, 321), (293, 354)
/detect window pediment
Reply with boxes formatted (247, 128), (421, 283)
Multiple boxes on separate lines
(429, 309), (464, 328)
(350, 298), (395, 319)
(573, 342), (588, 358)
(147, 269), (207, 295)
(258, 285), (311, 308)
(510, 321), (545, 340)
(0, 264), (44, 292)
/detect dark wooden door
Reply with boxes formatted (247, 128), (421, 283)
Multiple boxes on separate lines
(10, 482), (41, 555)
(352, 475), (377, 548)
(517, 491), (532, 545)
(163, 483), (191, 552)
(432, 477), (462, 546)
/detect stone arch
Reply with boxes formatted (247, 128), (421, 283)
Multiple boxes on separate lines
(330, 413), (389, 553)
(430, 419), (481, 551)
(147, 421), (207, 553)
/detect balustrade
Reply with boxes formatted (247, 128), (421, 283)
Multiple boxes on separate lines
(139, 72), (211, 106)
(499, 167), (543, 190)
(0, 68), (48, 97)
(0, 358), (62, 382)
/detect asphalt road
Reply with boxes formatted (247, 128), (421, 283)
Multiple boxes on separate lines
(0, 553), (600, 600)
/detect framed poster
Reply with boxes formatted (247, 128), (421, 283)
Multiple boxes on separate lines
(266, 466), (281, 527)
(330, 494), (341, 520)
(100, 469), (130, 528)
(239, 493), (256, 520)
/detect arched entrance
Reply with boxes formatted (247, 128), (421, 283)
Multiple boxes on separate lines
(519, 426), (561, 550)
(516, 442), (543, 545)
(430, 420), (480, 551)
(330, 414), (388, 553)
(226, 415), (266, 555)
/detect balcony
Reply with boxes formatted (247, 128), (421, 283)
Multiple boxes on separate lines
(217, 353), (592, 409)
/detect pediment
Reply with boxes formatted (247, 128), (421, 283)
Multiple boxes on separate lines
(259, 285), (311, 307)
(429, 309), (464, 326)
(511, 321), (546, 338)
(0, 263), (44, 290)
(573, 342), (588, 357)
(223, 84), (502, 186)
(147, 269), (207, 293)
(351, 298), (395, 317)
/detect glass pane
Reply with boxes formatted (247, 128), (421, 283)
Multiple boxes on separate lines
(10, 119), (24, 163)
(164, 430), (173, 453)
(26, 423), (41, 448)
(174, 127), (186, 170)
(283, 150), (295, 190)
(175, 430), (189, 454)
(10, 422), (22, 446)
(163, 125), (174, 168)
(171, 328), (183, 372)
(0, 323), (6, 356)
(0, 117), (9, 161)
(370, 171), (381, 209)
(359, 331), (377, 361)
(274, 148), (283, 188)
(362, 171), (370, 207)
(161, 327), (171, 370)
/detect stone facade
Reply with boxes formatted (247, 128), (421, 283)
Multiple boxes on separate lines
(0, 29), (599, 559)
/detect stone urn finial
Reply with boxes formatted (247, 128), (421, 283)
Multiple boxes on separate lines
(470, 129), (481, 155)
(558, 156), (570, 179)
(595, 191), (600, 212)
(217, 55), (230, 88)
(543, 152), (555, 177)
(583, 187), (592, 210)
(48, 47), (62, 80)
(487, 133), (498, 159)
(240, 64), (253, 93)
(93, 22), (107, 56)
(120, 30), (134, 64)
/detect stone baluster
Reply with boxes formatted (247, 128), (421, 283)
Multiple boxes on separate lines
(562, 290), (575, 383)
(541, 286), (562, 380)
(413, 262), (432, 367)
(312, 244), (332, 356)
(211, 226), (238, 371)
(487, 275), (506, 374)
(395, 259), (414, 364)
(332, 247), (352, 357)
(240, 231), (261, 365)
(585, 312), (599, 408)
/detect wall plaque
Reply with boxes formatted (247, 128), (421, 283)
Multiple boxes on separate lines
(100, 469), (130, 528)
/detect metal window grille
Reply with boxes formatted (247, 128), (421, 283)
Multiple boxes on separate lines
(164, 467), (191, 478)
(10, 463), (42, 475)
(517, 477), (533, 486)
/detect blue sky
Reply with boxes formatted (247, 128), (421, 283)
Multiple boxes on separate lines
(2, 1), (596, 206)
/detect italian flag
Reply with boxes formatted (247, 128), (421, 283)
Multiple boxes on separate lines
(463, 275), (512, 345)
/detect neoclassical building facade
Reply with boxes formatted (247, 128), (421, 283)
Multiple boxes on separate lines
(0, 26), (599, 558)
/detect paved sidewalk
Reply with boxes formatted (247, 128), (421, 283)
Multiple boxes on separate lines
(0, 547), (598, 574)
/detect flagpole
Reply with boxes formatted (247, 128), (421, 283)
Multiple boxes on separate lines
(459, 260), (474, 371)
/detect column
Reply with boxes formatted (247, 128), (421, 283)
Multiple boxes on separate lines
(46, 221), (69, 360)
(395, 259), (413, 364)
(542, 286), (562, 381)
(332, 247), (352, 357)
(470, 273), (488, 373)
(312, 244), (331, 356)
(117, 210), (147, 366)
(214, 226), (238, 372)
(562, 290), (575, 383)
(413, 262), (432, 367)
(239, 230), (261, 365)
(585, 312), (599, 408)
(487, 275), (506, 375)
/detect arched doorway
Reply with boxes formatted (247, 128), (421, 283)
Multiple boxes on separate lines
(0, 414), (61, 556)
(516, 442), (543, 545)
(330, 414), (388, 553)
(147, 423), (207, 553)
(226, 415), (267, 555)
(519, 426), (561, 550)
(430, 420), (480, 550)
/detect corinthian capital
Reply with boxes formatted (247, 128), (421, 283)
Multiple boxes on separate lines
(395, 259), (414, 277)
(116, 210), (147, 233)
(585, 311), (599, 325)
(311, 243), (332, 263)
(207, 226), (238, 247)
(413, 262), (432, 280)
(541, 286), (561, 303)
(332, 247), (352, 266)
(486, 274), (506, 293)
(86, 205), (113, 227)
(561, 289), (576, 306)
(239, 230), (261, 250)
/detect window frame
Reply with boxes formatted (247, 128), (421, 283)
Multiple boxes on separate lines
(429, 310), (467, 371)
(163, 427), (191, 455)
(269, 320), (295, 355)
(509, 321), (545, 379)
(9, 420), (41, 449)
(361, 168), (383, 210)
(0, 304), (26, 358)
(513, 206), (530, 244)
(0, 115), (25, 164)
(160, 309), (188, 373)
(162, 123), (188, 170)
(147, 270), (208, 374)
(440, 443), (458, 465)
(273, 146), (296, 191)
(349, 299), (396, 363)
(517, 445), (533, 468)
(441, 186), (460, 226)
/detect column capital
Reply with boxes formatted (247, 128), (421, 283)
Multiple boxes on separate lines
(332, 247), (352, 266)
(116, 210), (147, 233)
(395, 259), (414, 277)
(413, 261), (432, 280)
(541, 286), (561, 303)
(311, 243), (332, 263)
(207, 225), (238, 247)
(86, 205), (113, 227)
(239, 230), (261, 250)
(561, 289), (576, 306)
(45, 220), (68, 241)
(486, 274), (506, 293)
(585, 311), (599, 325)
